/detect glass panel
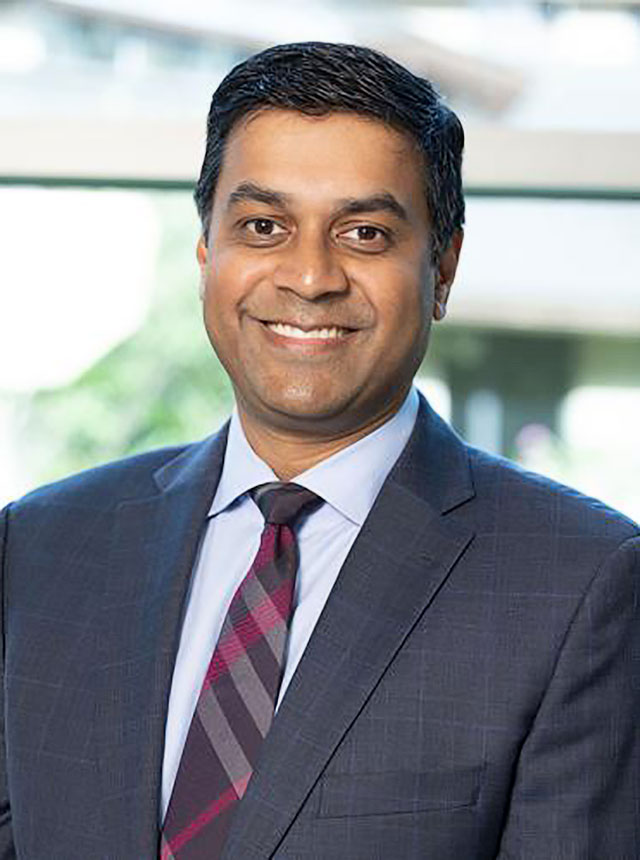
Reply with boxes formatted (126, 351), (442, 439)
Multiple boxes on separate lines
(1, 185), (638, 520)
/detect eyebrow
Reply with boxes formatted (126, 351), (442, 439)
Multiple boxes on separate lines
(335, 193), (408, 223)
(227, 182), (291, 210)
(226, 182), (409, 222)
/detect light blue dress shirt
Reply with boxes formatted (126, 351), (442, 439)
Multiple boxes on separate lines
(161, 387), (419, 819)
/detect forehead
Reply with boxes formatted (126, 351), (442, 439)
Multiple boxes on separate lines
(214, 109), (428, 218)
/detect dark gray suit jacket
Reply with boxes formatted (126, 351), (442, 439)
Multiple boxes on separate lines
(1, 397), (639, 859)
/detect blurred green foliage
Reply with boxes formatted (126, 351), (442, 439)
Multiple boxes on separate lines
(18, 192), (234, 485)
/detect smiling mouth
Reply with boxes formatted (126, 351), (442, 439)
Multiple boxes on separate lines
(262, 321), (354, 340)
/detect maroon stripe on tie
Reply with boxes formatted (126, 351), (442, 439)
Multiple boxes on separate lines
(205, 580), (293, 685)
(210, 670), (268, 762)
(166, 772), (251, 855)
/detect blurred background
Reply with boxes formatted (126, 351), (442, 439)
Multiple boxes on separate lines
(1, 0), (639, 519)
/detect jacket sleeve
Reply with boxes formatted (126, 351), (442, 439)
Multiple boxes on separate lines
(497, 534), (640, 860)
(0, 506), (16, 859)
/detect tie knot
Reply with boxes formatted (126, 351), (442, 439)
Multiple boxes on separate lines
(251, 482), (322, 526)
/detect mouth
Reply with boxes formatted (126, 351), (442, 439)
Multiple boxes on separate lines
(253, 317), (360, 353)
(260, 320), (356, 340)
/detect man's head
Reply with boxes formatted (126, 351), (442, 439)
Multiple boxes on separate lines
(195, 42), (464, 260)
(195, 42), (465, 450)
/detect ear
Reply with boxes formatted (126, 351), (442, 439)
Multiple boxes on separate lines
(196, 236), (208, 300)
(433, 229), (463, 321)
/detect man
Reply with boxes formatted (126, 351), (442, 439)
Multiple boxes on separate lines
(0, 42), (638, 860)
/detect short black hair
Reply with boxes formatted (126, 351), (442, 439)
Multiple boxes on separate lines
(194, 41), (465, 256)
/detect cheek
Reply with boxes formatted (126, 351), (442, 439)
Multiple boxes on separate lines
(372, 268), (430, 337)
(201, 271), (239, 359)
(213, 243), (269, 281)
(202, 253), (247, 325)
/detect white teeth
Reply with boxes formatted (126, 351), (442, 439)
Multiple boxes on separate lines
(266, 322), (346, 339)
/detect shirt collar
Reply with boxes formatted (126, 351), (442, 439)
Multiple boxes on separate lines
(209, 387), (419, 526)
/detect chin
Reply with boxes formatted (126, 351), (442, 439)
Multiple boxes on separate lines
(261, 382), (353, 424)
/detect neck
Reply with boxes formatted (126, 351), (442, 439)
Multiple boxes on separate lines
(237, 394), (409, 481)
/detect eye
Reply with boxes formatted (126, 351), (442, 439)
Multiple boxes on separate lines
(338, 224), (391, 251)
(243, 218), (287, 238)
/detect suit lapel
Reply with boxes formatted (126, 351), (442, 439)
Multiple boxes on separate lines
(222, 399), (476, 859)
(95, 426), (228, 858)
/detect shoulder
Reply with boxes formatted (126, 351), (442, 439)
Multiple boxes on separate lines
(7, 443), (195, 518)
(465, 443), (639, 554)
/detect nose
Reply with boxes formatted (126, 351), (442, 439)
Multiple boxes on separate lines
(273, 231), (348, 299)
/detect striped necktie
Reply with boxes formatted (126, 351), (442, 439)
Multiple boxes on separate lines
(160, 482), (322, 859)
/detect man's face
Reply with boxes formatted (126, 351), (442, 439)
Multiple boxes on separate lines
(198, 109), (460, 437)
